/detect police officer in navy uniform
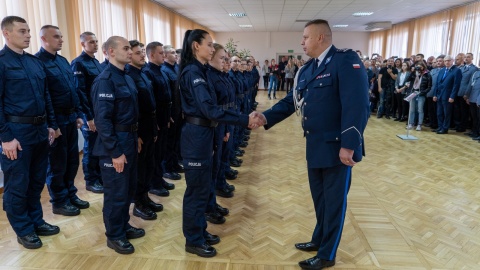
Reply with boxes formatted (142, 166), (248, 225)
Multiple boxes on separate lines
(143, 42), (176, 197)
(71, 31), (104, 193)
(0, 16), (60, 249)
(100, 42), (109, 70)
(126, 40), (163, 220)
(178, 29), (261, 258)
(36, 25), (90, 217)
(255, 19), (369, 269)
(91, 36), (144, 254)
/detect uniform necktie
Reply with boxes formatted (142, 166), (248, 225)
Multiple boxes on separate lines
(313, 58), (319, 74)
(442, 68), (449, 80)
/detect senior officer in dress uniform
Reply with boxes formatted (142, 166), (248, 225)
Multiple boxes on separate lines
(178, 29), (262, 258)
(91, 36), (144, 255)
(36, 25), (90, 217)
(126, 40), (163, 221)
(71, 31), (104, 193)
(254, 19), (369, 270)
(0, 16), (60, 249)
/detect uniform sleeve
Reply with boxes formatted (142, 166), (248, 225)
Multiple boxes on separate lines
(451, 69), (462, 99)
(72, 61), (93, 120)
(338, 52), (369, 150)
(43, 74), (58, 130)
(0, 62), (15, 143)
(189, 72), (248, 127)
(91, 79), (123, 158)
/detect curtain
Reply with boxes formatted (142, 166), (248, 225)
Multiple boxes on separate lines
(368, 30), (386, 58)
(411, 10), (451, 58)
(385, 22), (410, 58)
(2, 0), (214, 61)
(449, 2), (480, 59)
(0, 0), (58, 54)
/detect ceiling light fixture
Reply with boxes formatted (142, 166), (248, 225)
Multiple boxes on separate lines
(332, 25), (348, 28)
(353, 12), (374, 17)
(239, 24), (252, 28)
(229, 13), (247, 17)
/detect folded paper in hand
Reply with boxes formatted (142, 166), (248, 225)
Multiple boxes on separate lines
(404, 91), (417, 102)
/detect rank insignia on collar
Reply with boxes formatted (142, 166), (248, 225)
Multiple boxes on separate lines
(325, 56), (331, 65)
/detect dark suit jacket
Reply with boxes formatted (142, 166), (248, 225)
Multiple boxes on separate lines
(263, 45), (369, 168)
(435, 66), (462, 100)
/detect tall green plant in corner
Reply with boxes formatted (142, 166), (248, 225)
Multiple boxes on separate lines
(225, 38), (238, 56)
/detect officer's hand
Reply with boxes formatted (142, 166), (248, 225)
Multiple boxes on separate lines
(248, 112), (266, 129)
(448, 98), (454, 103)
(154, 136), (157, 142)
(224, 132), (230, 142)
(87, 120), (96, 132)
(433, 96), (437, 102)
(138, 138), (143, 153)
(48, 128), (56, 145)
(170, 117), (174, 123)
(76, 118), (84, 129)
(339, 147), (356, 166)
(54, 128), (62, 138)
(112, 154), (127, 173)
(1, 139), (23, 160)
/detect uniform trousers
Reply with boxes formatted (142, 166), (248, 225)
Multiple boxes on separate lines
(2, 140), (49, 237)
(308, 165), (351, 261)
(47, 121), (80, 207)
(100, 141), (137, 240)
(437, 99), (453, 131)
(453, 96), (470, 130)
(152, 127), (168, 188)
(81, 122), (101, 185)
(135, 137), (155, 201)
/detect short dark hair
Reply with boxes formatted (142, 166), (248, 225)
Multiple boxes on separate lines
(146, 41), (163, 56)
(129, 40), (144, 49)
(175, 48), (182, 54)
(80, 31), (95, 42)
(1, 16), (27, 31)
(437, 54), (445, 59)
(305, 19), (331, 35)
(416, 53), (424, 59)
(40, 25), (59, 31)
(104, 36), (124, 51)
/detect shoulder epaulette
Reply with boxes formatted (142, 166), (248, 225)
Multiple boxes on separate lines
(99, 70), (112, 80)
(336, 48), (352, 53)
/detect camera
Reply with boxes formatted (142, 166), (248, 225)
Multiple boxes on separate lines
(387, 65), (392, 69)
(414, 66), (421, 71)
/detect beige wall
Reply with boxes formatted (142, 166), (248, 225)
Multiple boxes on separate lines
(214, 31), (369, 62)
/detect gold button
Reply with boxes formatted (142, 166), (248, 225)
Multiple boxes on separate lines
(336, 137), (339, 140)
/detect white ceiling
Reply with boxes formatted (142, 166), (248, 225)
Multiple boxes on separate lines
(152, 0), (475, 32)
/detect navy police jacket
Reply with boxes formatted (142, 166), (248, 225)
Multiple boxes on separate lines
(91, 63), (139, 158)
(263, 45), (369, 168)
(143, 62), (171, 128)
(36, 47), (83, 125)
(0, 45), (58, 145)
(162, 62), (182, 119)
(179, 60), (248, 159)
(126, 64), (157, 141)
(71, 51), (103, 121)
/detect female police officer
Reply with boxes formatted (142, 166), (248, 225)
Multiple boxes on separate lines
(178, 29), (261, 257)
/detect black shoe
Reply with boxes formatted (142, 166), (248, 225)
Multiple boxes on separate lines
(236, 149), (245, 154)
(215, 204), (229, 216)
(216, 187), (234, 198)
(163, 172), (181, 180)
(230, 159), (241, 167)
(437, 129), (448, 134)
(86, 181), (104, 193)
(126, 226), (145, 239)
(456, 128), (466, 132)
(107, 238), (134, 254)
(399, 117), (407, 122)
(244, 130), (251, 135)
(376, 115), (383, 119)
(295, 242), (320, 252)
(239, 142), (248, 148)
(230, 168), (239, 174)
(235, 158), (243, 164)
(268, 95), (271, 100)
(143, 195), (164, 212)
(225, 170), (238, 180)
(70, 196), (90, 209)
(205, 212), (226, 224)
(185, 243), (217, 257)
(204, 232), (220, 245)
(53, 202), (80, 216)
(243, 135), (250, 141)
(17, 233), (42, 249)
(431, 128), (438, 132)
(472, 136), (480, 140)
(161, 179), (175, 190)
(385, 115), (391, 119)
(298, 256), (335, 270)
(35, 222), (60, 236)
(393, 118), (400, 121)
(225, 183), (235, 192)
(133, 204), (157, 220)
(235, 150), (244, 157)
(149, 187), (169, 197)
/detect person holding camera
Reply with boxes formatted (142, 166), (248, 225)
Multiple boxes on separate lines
(394, 62), (411, 121)
(406, 61), (432, 131)
(377, 58), (398, 119)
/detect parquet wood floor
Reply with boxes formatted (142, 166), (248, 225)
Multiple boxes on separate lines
(1, 91), (480, 269)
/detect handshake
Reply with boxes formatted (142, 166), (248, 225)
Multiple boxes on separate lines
(248, 111), (266, 129)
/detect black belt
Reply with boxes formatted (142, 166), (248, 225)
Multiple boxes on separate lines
(6, 114), (46, 125)
(115, 123), (138, 132)
(185, 116), (218, 127)
(54, 107), (76, 115)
